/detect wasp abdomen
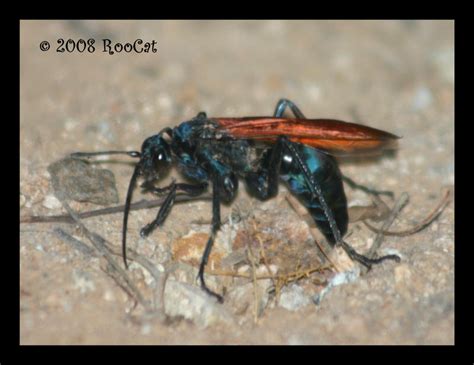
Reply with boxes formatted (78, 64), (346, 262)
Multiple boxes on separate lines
(280, 144), (348, 244)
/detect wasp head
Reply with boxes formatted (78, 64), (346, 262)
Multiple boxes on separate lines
(122, 132), (172, 269)
(137, 134), (172, 182)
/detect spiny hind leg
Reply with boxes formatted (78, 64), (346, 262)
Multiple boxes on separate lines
(280, 138), (400, 268)
(274, 98), (306, 118)
(342, 175), (393, 199)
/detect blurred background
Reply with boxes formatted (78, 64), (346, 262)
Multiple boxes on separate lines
(20, 20), (454, 344)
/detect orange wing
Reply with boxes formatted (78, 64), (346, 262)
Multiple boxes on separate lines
(214, 117), (400, 155)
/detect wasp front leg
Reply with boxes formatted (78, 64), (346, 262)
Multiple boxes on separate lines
(140, 181), (209, 237)
(142, 180), (208, 197)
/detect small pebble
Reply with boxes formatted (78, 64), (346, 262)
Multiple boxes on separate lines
(157, 93), (173, 110)
(305, 84), (321, 101)
(394, 264), (412, 285)
(103, 290), (115, 302)
(238, 265), (250, 274)
(73, 270), (96, 294)
(20, 193), (26, 208)
(64, 118), (78, 131)
(278, 284), (311, 311)
(313, 268), (360, 305)
(412, 86), (433, 111)
(381, 248), (403, 259)
(164, 279), (236, 328)
(140, 323), (152, 335)
(431, 48), (454, 84)
(42, 194), (62, 209)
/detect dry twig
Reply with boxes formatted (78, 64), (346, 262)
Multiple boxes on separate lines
(20, 194), (212, 224)
(60, 200), (151, 311)
(365, 192), (409, 260)
(363, 187), (452, 237)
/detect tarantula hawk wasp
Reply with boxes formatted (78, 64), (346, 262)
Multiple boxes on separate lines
(72, 98), (401, 302)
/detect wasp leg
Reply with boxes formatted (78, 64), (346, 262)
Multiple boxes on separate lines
(274, 98), (306, 118)
(280, 137), (400, 267)
(142, 180), (208, 196)
(245, 141), (283, 200)
(141, 180), (172, 195)
(174, 182), (208, 196)
(140, 182), (208, 237)
(340, 240), (401, 269)
(198, 176), (224, 303)
(245, 104), (289, 199)
(342, 175), (394, 198)
(140, 183), (178, 238)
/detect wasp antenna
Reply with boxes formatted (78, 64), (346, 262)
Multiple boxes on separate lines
(122, 164), (141, 269)
(70, 151), (141, 159)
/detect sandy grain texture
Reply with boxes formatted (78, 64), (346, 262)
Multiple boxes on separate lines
(20, 20), (454, 344)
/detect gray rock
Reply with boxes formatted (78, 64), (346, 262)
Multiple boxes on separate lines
(163, 279), (236, 328)
(278, 283), (311, 311)
(226, 279), (272, 318)
(313, 267), (360, 305)
(48, 157), (119, 205)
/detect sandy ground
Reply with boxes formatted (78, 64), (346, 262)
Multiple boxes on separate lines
(20, 20), (454, 345)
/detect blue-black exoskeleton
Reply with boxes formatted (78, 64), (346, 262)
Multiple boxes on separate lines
(72, 99), (400, 302)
